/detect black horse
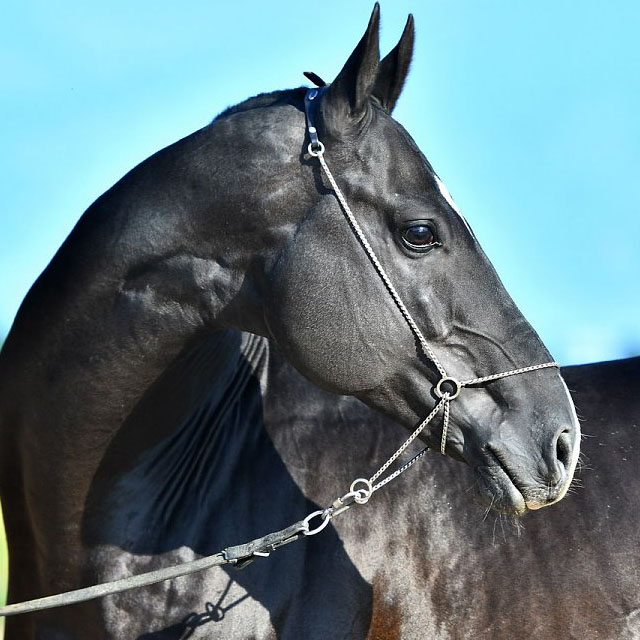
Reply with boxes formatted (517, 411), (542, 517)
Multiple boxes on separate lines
(0, 7), (585, 639)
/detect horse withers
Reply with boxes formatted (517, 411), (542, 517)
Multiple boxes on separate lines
(0, 6), (579, 639)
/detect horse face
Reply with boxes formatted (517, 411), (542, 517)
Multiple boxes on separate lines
(263, 7), (579, 515)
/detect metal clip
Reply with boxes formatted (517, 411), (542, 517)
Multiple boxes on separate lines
(302, 477), (375, 537)
(330, 491), (359, 517)
(350, 478), (373, 504)
(435, 376), (461, 400)
(231, 557), (255, 570)
(307, 128), (325, 157)
(302, 509), (332, 536)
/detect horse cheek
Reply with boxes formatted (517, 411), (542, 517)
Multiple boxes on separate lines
(264, 235), (400, 395)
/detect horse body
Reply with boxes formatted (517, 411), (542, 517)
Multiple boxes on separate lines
(0, 7), (588, 638)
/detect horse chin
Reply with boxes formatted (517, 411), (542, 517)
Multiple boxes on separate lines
(474, 465), (528, 516)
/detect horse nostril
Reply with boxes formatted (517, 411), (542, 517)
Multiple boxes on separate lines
(555, 429), (572, 471)
(543, 428), (572, 489)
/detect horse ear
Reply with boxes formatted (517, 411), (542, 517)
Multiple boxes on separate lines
(372, 14), (414, 114)
(321, 4), (380, 133)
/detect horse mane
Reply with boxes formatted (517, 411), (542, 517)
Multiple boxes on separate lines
(82, 330), (271, 552)
(213, 87), (307, 121)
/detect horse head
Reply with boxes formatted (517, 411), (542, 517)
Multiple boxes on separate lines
(205, 7), (580, 515)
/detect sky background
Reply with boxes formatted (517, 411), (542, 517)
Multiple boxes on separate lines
(1, 1), (639, 365)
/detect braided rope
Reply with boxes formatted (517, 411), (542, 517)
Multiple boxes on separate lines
(461, 362), (559, 387)
(369, 396), (446, 485)
(317, 153), (447, 379)
(441, 394), (451, 454)
(370, 448), (429, 492)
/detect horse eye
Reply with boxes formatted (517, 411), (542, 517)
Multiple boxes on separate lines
(401, 224), (439, 251)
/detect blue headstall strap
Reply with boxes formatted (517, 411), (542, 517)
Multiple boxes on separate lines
(304, 86), (328, 156)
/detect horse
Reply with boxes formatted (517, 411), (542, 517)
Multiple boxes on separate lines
(0, 6), (582, 638)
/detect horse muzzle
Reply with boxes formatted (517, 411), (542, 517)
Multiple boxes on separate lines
(472, 412), (580, 515)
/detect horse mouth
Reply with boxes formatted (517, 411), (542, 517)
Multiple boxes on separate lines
(474, 448), (528, 516)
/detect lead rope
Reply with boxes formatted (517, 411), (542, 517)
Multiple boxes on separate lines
(0, 90), (559, 619)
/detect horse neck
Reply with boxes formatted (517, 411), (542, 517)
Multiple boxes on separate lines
(0, 103), (308, 521)
(2, 102), (304, 419)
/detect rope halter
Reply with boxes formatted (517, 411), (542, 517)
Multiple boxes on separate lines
(302, 87), (559, 525)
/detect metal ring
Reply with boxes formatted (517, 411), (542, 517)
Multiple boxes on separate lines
(350, 478), (373, 504)
(435, 376), (461, 400)
(308, 141), (325, 157)
(302, 510), (331, 536)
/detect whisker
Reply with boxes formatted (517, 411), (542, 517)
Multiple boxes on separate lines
(482, 495), (496, 522)
(492, 515), (499, 545)
(498, 513), (506, 542)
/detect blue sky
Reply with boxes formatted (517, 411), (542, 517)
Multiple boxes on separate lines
(1, 1), (639, 365)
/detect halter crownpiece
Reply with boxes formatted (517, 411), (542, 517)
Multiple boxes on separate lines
(305, 87), (327, 156)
